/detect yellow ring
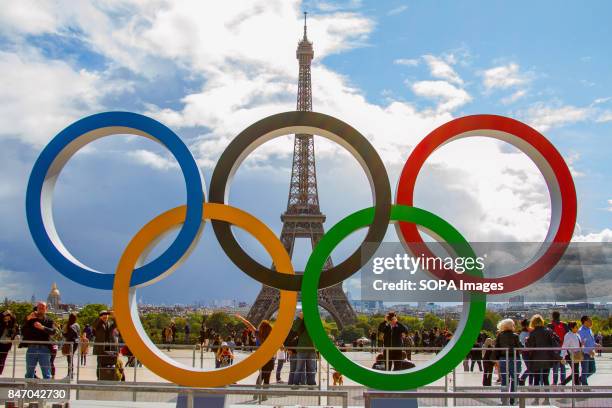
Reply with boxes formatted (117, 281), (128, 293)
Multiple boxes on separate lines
(112, 203), (297, 387)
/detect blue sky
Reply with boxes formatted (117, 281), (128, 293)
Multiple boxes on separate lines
(0, 1), (610, 305)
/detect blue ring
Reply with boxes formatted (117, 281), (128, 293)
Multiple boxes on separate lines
(25, 111), (205, 289)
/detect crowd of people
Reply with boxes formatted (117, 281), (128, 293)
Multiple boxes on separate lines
(0, 303), (606, 403)
(0, 303), (128, 381)
(466, 311), (603, 406)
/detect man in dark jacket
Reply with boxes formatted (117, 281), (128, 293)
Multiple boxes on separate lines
(93, 310), (117, 379)
(284, 328), (299, 385)
(21, 302), (56, 379)
(377, 311), (408, 370)
(291, 311), (316, 385)
(526, 314), (558, 405)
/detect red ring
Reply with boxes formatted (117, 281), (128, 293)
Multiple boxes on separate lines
(396, 114), (577, 293)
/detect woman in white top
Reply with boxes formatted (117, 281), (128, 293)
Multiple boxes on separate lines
(560, 321), (582, 385)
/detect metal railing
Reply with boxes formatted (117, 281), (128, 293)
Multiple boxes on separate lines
(0, 379), (348, 408)
(364, 390), (612, 408)
(2, 340), (610, 406)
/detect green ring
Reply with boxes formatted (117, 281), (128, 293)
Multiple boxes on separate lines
(302, 205), (486, 390)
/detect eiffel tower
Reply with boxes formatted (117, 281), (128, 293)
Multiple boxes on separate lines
(246, 13), (357, 329)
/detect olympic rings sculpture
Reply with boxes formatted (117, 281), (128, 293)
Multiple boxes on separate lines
(26, 110), (576, 390)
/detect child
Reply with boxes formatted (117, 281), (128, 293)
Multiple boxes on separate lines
(372, 353), (386, 371)
(80, 332), (89, 366)
(332, 369), (344, 386)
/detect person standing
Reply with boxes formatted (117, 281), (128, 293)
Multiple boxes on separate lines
(292, 311), (317, 385)
(560, 321), (582, 386)
(526, 314), (557, 405)
(470, 342), (483, 371)
(578, 315), (600, 386)
(482, 338), (495, 386)
(235, 314), (275, 401)
(163, 326), (173, 352)
(184, 322), (191, 344)
(493, 319), (520, 406)
(62, 312), (80, 379)
(284, 328), (299, 385)
(21, 302), (56, 379)
(377, 311), (408, 371)
(93, 310), (116, 380)
(80, 331), (89, 366)
(595, 332), (603, 357)
(275, 346), (287, 383)
(369, 330), (377, 353)
(548, 311), (568, 385)
(517, 318), (532, 386)
(170, 321), (177, 345)
(83, 324), (93, 340)
(0, 310), (18, 375)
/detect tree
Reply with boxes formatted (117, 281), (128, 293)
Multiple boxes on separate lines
(482, 310), (502, 334)
(3, 301), (35, 324)
(339, 325), (363, 343)
(401, 316), (423, 332)
(77, 304), (108, 327)
(205, 312), (240, 337)
(422, 313), (443, 330)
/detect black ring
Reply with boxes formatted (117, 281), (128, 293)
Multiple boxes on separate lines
(209, 111), (391, 290)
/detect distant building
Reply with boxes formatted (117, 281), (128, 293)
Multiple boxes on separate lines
(47, 282), (61, 310)
(567, 302), (595, 310)
(509, 295), (525, 308)
(426, 302), (439, 312)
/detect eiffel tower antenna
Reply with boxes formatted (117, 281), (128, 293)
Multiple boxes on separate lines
(247, 12), (357, 329)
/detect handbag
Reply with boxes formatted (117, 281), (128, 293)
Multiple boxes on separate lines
(571, 350), (584, 362)
(61, 343), (73, 356)
(571, 336), (584, 362)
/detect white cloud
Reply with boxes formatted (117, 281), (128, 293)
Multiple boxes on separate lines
(501, 89), (527, 105)
(519, 103), (590, 131)
(596, 110), (612, 123)
(394, 58), (419, 66)
(312, 0), (363, 12)
(410, 80), (472, 112)
(482, 63), (530, 91)
(592, 97), (611, 105)
(0, 0), (61, 35)
(564, 152), (585, 178)
(127, 149), (179, 171)
(0, 48), (127, 147)
(422, 54), (463, 85)
(387, 5), (408, 16)
(608, 199), (612, 212)
(573, 228), (612, 242)
(0, 269), (28, 299)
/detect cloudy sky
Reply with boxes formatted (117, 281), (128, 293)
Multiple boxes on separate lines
(0, 1), (610, 305)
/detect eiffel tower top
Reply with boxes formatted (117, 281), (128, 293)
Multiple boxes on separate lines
(302, 12), (309, 41)
(296, 12), (313, 113)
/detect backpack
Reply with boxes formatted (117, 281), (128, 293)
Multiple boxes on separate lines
(551, 321), (567, 341)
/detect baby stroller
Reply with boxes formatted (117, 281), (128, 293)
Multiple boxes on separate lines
(97, 351), (125, 381)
